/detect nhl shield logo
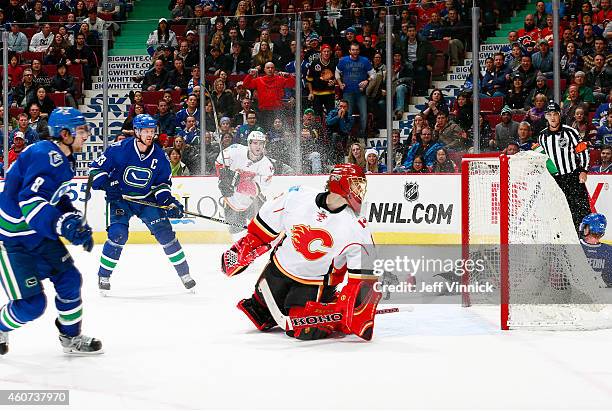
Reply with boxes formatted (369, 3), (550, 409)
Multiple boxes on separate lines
(404, 181), (419, 202)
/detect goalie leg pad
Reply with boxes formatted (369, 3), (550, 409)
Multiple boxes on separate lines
(338, 275), (382, 341)
(285, 303), (339, 340)
(237, 293), (276, 331)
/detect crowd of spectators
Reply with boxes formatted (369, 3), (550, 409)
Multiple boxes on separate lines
(126, 0), (510, 175)
(0, 0), (132, 168)
(2, 0), (610, 176)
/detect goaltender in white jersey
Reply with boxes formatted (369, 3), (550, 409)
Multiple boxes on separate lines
(221, 163), (382, 341)
(215, 131), (274, 236)
(258, 185), (374, 284)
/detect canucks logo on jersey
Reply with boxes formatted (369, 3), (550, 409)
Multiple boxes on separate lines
(123, 166), (153, 188)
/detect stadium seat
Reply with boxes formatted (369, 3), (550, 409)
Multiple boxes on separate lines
(590, 149), (601, 167)
(19, 51), (44, 64)
(546, 79), (567, 91)
(145, 104), (159, 115)
(142, 91), (165, 105)
(9, 107), (24, 119)
(48, 93), (66, 106)
(173, 25), (187, 37)
(485, 114), (501, 130)
(480, 97), (504, 113)
(22, 28), (38, 40)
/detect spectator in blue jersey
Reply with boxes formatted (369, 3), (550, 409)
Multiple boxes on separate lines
(482, 53), (509, 97)
(9, 113), (39, 146)
(177, 115), (199, 145)
(593, 89), (612, 127)
(420, 11), (445, 40)
(531, 39), (554, 78)
(364, 148), (387, 173)
(398, 126), (444, 172)
(596, 111), (612, 147)
(175, 94), (199, 129)
(234, 111), (265, 145)
(326, 99), (355, 165)
(154, 99), (177, 137)
(516, 121), (536, 151)
(335, 42), (376, 138)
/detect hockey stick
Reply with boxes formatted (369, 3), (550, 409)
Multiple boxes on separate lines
(77, 173), (94, 233)
(257, 278), (413, 332)
(203, 87), (226, 166)
(82, 173), (94, 223)
(121, 196), (247, 229)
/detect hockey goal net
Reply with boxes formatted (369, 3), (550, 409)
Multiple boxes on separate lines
(461, 151), (612, 330)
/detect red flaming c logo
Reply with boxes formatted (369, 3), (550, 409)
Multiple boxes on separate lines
(290, 224), (333, 260)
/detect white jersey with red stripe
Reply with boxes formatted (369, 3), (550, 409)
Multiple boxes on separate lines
(252, 185), (375, 285)
(216, 144), (274, 211)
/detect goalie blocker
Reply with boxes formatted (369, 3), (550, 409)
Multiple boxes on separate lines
(221, 164), (382, 340)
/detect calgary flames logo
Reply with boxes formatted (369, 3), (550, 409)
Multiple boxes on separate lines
(290, 224), (333, 260)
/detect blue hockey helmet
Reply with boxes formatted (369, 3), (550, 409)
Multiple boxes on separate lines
(48, 107), (87, 139)
(133, 114), (158, 130)
(580, 213), (607, 236)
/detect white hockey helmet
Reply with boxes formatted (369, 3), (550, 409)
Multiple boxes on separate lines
(247, 130), (266, 143)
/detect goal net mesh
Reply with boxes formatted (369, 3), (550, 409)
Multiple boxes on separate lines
(464, 151), (612, 329)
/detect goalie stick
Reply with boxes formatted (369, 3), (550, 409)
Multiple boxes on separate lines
(257, 278), (413, 332)
(122, 196), (247, 229)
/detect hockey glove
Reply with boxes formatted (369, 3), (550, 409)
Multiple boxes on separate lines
(221, 233), (271, 277)
(104, 180), (121, 202)
(218, 167), (236, 198)
(165, 199), (185, 219)
(56, 213), (94, 252)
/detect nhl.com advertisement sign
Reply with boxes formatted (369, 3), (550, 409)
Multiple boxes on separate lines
(363, 175), (460, 241)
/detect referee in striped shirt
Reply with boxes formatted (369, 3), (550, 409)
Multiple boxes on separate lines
(537, 101), (591, 231)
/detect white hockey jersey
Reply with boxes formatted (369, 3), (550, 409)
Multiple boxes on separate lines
(252, 185), (375, 285)
(216, 144), (274, 211)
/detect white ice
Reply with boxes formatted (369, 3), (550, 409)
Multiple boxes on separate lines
(2, 244), (612, 410)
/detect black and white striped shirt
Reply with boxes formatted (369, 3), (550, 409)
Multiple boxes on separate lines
(537, 125), (589, 175)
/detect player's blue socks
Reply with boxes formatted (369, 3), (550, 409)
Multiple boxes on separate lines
(156, 233), (189, 277)
(98, 239), (124, 278)
(54, 295), (82, 337)
(0, 294), (46, 332)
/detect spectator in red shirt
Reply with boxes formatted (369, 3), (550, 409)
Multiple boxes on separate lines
(242, 62), (296, 130)
(7, 131), (26, 167)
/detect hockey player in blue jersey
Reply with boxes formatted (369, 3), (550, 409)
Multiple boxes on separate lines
(580, 213), (612, 287)
(0, 107), (102, 356)
(580, 213), (612, 286)
(90, 114), (196, 292)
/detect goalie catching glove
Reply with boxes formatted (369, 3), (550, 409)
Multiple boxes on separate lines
(221, 233), (271, 277)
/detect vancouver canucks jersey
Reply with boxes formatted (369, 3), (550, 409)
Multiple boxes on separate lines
(0, 140), (77, 247)
(89, 137), (173, 204)
(581, 239), (612, 287)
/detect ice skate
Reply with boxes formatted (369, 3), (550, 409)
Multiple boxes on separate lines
(98, 276), (110, 295)
(0, 331), (8, 355)
(180, 274), (196, 291)
(59, 333), (103, 355)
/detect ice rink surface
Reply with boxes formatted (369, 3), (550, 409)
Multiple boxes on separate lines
(2, 244), (612, 410)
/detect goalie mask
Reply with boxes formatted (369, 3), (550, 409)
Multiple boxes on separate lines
(328, 163), (367, 213)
